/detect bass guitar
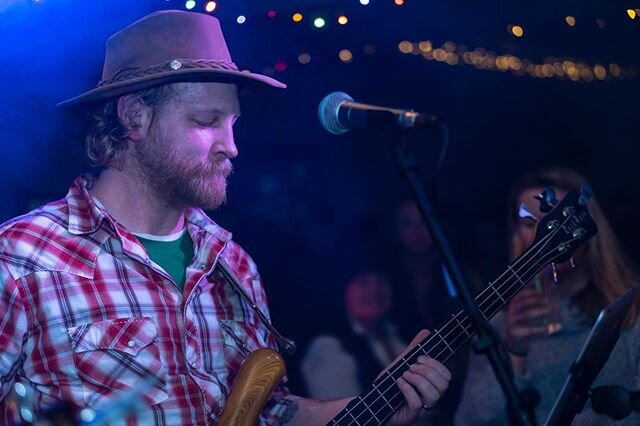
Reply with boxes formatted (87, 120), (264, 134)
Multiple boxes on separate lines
(327, 189), (596, 425)
(220, 188), (596, 425)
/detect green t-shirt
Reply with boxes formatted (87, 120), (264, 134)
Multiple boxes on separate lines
(136, 230), (194, 291)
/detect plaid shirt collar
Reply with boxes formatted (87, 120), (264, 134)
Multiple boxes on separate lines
(66, 174), (232, 243)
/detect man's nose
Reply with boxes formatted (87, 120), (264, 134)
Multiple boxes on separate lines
(218, 125), (238, 159)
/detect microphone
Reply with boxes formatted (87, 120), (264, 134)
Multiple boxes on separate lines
(318, 91), (439, 135)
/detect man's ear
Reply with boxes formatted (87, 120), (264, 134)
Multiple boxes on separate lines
(117, 95), (153, 142)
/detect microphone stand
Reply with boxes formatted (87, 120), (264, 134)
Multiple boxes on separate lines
(390, 133), (536, 426)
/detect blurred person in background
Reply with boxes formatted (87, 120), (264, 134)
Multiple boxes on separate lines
(388, 199), (470, 425)
(301, 272), (407, 399)
(455, 167), (640, 425)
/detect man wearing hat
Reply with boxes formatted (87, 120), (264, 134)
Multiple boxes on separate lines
(0, 10), (450, 425)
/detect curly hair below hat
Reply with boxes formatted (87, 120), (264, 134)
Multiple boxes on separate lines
(83, 84), (176, 168)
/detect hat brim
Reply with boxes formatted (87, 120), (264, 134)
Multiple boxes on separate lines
(58, 68), (286, 109)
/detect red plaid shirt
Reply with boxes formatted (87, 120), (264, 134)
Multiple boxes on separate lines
(0, 176), (290, 425)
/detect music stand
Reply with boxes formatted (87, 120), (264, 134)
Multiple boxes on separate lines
(544, 287), (637, 426)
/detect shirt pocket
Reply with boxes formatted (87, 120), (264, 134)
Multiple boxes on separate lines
(67, 317), (168, 408)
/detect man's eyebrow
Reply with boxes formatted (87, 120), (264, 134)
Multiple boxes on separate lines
(191, 108), (241, 117)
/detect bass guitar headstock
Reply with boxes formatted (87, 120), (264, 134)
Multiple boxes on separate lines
(531, 186), (597, 266)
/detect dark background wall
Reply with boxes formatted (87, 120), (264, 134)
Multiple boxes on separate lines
(1, 0), (639, 394)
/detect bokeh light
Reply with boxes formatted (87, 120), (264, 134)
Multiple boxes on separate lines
(274, 60), (288, 72)
(398, 40), (414, 54)
(298, 53), (312, 64)
(510, 25), (524, 37)
(205, 1), (216, 13)
(339, 49), (353, 63)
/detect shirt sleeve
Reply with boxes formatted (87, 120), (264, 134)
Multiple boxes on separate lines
(0, 261), (28, 412)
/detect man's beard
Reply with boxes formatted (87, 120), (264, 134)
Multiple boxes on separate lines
(132, 133), (233, 211)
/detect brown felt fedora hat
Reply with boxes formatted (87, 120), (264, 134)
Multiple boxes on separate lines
(59, 10), (285, 108)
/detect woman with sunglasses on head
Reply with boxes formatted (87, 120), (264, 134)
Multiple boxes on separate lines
(454, 167), (640, 425)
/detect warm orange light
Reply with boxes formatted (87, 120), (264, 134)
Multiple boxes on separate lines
(609, 64), (621, 77)
(627, 9), (637, 19)
(565, 16), (576, 26)
(594, 65), (606, 80)
(338, 15), (348, 25)
(511, 25), (524, 37)
(339, 49), (353, 63)
(398, 41), (413, 54)
(445, 53), (459, 65)
(292, 12), (303, 22)
(581, 68), (594, 82)
(496, 56), (509, 70)
(432, 48), (447, 62)
(394, 0), (405, 5)
(418, 41), (432, 52)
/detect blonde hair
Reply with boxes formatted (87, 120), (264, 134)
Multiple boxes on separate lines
(508, 167), (640, 327)
(83, 85), (176, 167)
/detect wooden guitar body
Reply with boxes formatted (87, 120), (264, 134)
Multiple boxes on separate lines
(218, 348), (286, 426)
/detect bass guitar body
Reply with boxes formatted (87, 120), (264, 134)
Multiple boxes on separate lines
(218, 348), (286, 426)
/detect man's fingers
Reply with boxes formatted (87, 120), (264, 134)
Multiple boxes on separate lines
(399, 357), (451, 408)
(400, 370), (442, 408)
(396, 376), (424, 412)
(414, 356), (451, 381)
(407, 365), (449, 395)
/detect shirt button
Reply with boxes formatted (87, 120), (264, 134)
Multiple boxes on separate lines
(127, 341), (136, 348)
(198, 264), (207, 270)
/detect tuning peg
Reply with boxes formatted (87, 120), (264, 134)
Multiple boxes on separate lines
(570, 257), (576, 269)
(534, 187), (558, 213)
(579, 185), (593, 206)
(551, 262), (559, 284)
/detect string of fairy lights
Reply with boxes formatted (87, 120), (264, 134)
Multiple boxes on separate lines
(396, 40), (635, 82)
(149, 1), (640, 82)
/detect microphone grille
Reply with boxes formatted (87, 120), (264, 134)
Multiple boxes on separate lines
(318, 91), (353, 135)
